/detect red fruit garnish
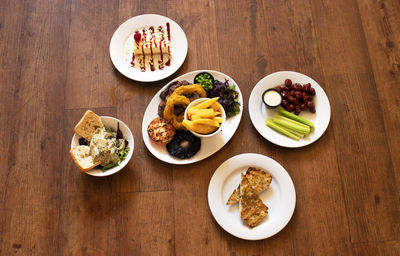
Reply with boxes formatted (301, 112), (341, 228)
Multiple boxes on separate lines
(134, 32), (141, 43)
(285, 79), (292, 87)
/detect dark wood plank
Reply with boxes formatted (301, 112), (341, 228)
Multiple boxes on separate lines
(0, 0), (70, 254)
(64, 0), (119, 109)
(108, 192), (175, 255)
(353, 241), (400, 256)
(310, 0), (400, 243)
(357, 0), (400, 190)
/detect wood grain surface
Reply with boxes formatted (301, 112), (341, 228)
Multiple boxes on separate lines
(0, 0), (399, 255)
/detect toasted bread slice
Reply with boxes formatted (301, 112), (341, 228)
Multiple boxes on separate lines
(226, 167), (272, 205)
(226, 186), (240, 205)
(239, 173), (268, 228)
(69, 145), (100, 172)
(74, 110), (104, 141)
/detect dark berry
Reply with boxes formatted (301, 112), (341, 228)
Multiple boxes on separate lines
(294, 91), (302, 99)
(79, 137), (89, 146)
(288, 96), (297, 104)
(295, 106), (301, 115)
(134, 32), (141, 43)
(285, 79), (292, 87)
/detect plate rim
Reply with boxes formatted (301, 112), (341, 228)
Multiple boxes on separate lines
(141, 69), (243, 165)
(248, 71), (331, 148)
(207, 153), (296, 240)
(109, 14), (188, 82)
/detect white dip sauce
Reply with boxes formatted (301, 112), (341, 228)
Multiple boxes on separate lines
(263, 90), (282, 106)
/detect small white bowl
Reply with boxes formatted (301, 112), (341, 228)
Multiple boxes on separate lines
(184, 98), (226, 138)
(71, 116), (134, 177)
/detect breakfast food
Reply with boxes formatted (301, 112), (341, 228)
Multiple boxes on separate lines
(275, 78), (316, 115)
(183, 97), (223, 135)
(227, 167), (272, 228)
(147, 118), (176, 145)
(226, 167), (272, 205)
(70, 110), (130, 172)
(239, 173), (269, 228)
(70, 145), (101, 172)
(130, 23), (171, 72)
(74, 110), (105, 140)
(166, 130), (201, 159)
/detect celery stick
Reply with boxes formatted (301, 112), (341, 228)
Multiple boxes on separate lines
(283, 127), (305, 138)
(266, 119), (300, 141)
(273, 113), (310, 129)
(273, 118), (310, 134)
(276, 106), (315, 129)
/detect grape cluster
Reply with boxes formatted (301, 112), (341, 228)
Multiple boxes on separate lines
(275, 79), (316, 115)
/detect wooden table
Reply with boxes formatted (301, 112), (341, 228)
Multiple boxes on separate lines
(1, 0), (399, 255)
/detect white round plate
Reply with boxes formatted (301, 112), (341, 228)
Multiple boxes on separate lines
(109, 14), (188, 82)
(142, 70), (243, 164)
(249, 71), (331, 148)
(208, 153), (296, 240)
(71, 116), (134, 177)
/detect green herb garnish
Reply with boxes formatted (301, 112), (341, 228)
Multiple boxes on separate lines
(101, 146), (130, 172)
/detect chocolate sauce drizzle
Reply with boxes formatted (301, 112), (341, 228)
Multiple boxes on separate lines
(131, 22), (171, 72)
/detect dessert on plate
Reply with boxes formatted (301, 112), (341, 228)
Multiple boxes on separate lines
(131, 23), (171, 72)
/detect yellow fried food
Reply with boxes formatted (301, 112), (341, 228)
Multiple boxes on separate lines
(182, 120), (218, 134)
(163, 94), (191, 129)
(213, 117), (223, 123)
(211, 102), (220, 111)
(172, 84), (206, 100)
(163, 85), (207, 129)
(188, 108), (215, 118)
(184, 97), (224, 135)
(191, 97), (219, 110)
(192, 118), (220, 127)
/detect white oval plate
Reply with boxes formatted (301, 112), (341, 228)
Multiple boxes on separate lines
(142, 70), (243, 164)
(208, 153), (296, 240)
(109, 14), (188, 82)
(249, 71), (331, 148)
(71, 116), (134, 177)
